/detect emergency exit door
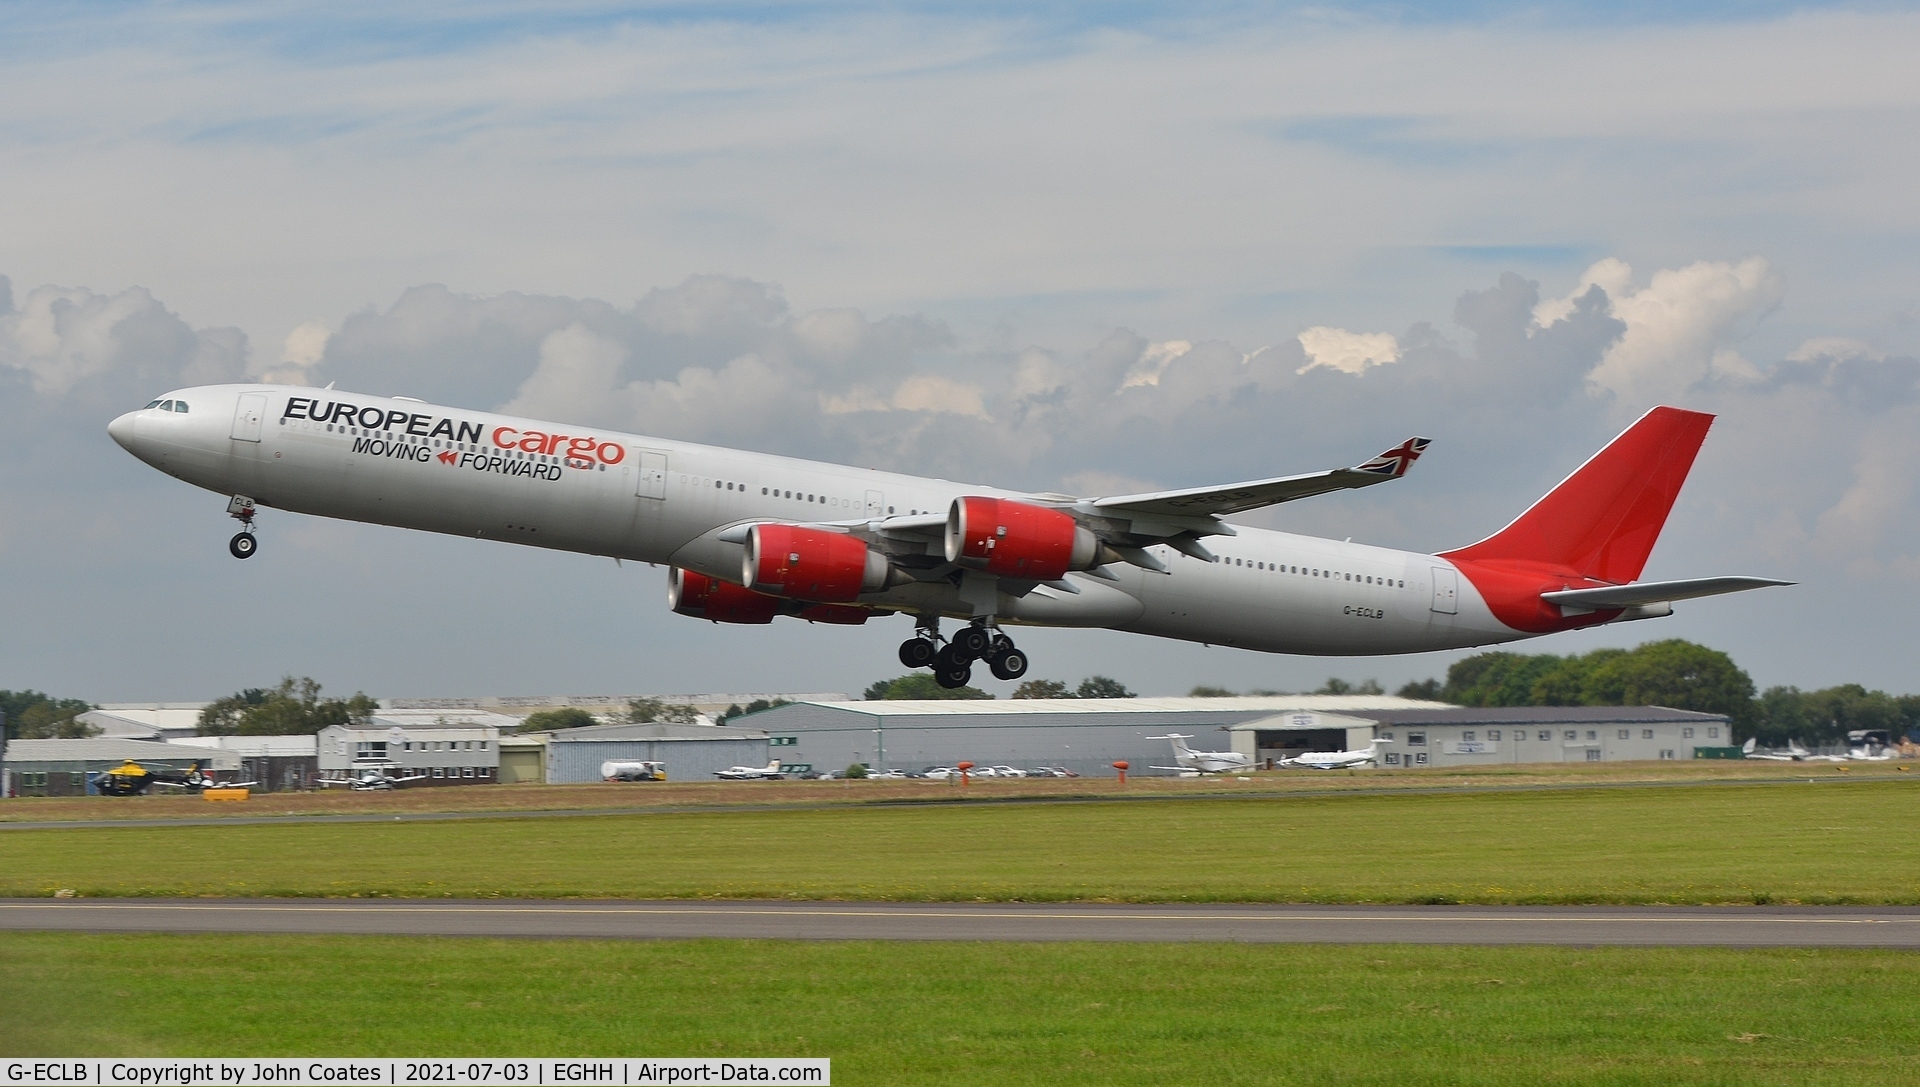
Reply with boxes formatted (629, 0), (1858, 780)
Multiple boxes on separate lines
(1430, 566), (1458, 614)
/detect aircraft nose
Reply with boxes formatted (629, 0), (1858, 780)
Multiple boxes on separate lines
(107, 410), (140, 451)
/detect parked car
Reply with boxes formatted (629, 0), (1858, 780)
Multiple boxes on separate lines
(988, 765), (1028, 778)
(1028, 766), (1080, 778)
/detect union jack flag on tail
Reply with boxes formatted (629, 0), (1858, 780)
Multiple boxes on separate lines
(1352, 437), (1431, 478)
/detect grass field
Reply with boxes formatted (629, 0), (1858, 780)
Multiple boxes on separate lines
(4, 932), (1917, 1085)
(3, 779), (1915, 903)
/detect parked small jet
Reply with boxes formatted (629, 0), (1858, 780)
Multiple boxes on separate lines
(1741, 738), (1793, 761)
(1147, 733), (1255, 775)
(319, 764), (431, 790)
(714, 759), (785, 780)
(1279, 738), (1392, 770)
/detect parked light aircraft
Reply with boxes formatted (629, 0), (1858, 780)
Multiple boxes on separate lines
(1743, 738), (1846, 763)
(1278, 738), (1393, 770)
(1148, 733), (1255, 775)
(319, 764), (431, 790)
(714, 759), (785, 780)
(108, 385), (1792, 684)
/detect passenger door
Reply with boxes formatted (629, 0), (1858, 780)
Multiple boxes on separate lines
(635, 451), (668, 499)
(230, 393), (267, 442)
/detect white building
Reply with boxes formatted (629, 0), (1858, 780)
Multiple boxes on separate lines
(315, 709), (511, 785)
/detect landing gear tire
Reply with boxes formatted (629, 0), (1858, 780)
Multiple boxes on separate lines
(898, 637), (937, 669)
(989, 647), (1028, 681)
(933, 643), (973, 688)
(953, 625), (993, 660)
(934, 661), (974, 689)
(229, 532), (257, 559)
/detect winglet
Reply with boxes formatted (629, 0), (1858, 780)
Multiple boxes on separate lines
(1351, 437), (1431, 479)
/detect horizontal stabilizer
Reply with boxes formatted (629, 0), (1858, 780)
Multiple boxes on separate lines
(1541, 576), (1793, 611)
(1092, 437), (1430, 519)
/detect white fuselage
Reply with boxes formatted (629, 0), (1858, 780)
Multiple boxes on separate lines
(110, 384), (1537, 656)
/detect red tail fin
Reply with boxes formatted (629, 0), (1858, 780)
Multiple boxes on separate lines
(1439, 406), (1713, 583)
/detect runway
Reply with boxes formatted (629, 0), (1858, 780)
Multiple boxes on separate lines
(4, 899), (1918, 947)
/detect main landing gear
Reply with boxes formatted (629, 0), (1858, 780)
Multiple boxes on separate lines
(227, 495), (258, 560)
(899, 618), (1028, 689)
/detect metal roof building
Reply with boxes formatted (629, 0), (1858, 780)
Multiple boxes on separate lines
(533, 722), (771, 784)
(76, 704), (209, 742)
(744, 696), (1451, 777)
(746, 698), (1734, 776)
(1289, 706), (1734, 768)
(3, 738), (241, 796)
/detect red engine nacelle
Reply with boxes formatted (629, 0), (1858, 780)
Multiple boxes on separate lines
(944, 496), (1104, 581)
(668, 568), (778, 624)
(743, 523), (890, 602)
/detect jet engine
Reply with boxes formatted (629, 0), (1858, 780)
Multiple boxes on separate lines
(669, 567), (779, 624)
(743, 524), (891, 602)
(944, 497), (1109, 581)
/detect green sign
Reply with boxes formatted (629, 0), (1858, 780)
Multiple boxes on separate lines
(771, 736), (799, 747)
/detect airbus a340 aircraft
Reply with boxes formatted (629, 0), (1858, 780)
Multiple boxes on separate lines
(109, 384), (1789, 687)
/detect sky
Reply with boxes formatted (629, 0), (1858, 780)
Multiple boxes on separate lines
(3, 1), (1918, 704)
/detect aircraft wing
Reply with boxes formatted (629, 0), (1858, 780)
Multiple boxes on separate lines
(1089, 438), (1431, 519)
(1541, 576), (1792, 611)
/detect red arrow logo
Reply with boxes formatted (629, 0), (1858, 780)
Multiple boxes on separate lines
(437, 450), (457, 466)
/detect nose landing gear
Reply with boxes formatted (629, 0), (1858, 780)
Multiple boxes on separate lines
(227, 495), (258, 559)
(898, 617), (1028, 689)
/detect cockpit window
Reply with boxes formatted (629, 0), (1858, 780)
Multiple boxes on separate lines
(172, 401), (189, 413)
(145, 400), (164, 409)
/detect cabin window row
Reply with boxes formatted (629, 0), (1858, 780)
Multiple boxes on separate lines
(1222, 556), (1406, 588)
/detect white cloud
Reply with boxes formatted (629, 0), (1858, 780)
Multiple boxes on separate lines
(1120, 340), (1192, 389)
(1536, 258), (1783, 408)
(0, 279), (245, 400)
(1296, 327), (1400, 375)
(501, 323), (630, 422)
(1787, 337), (1885, 363)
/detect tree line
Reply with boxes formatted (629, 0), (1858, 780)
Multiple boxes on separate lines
(197, 676), (379, 735)
(0, 691), (96, 739)
(1390, 639), (1919, 745)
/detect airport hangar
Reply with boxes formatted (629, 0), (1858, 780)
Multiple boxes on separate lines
(744, 698), (1734, 776)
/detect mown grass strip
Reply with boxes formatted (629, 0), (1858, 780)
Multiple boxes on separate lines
(3, 780), (1915, 904)
(5, 933), (1919, 1086)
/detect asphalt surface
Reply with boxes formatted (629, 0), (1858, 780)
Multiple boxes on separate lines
(4, 899), (1918, 947)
